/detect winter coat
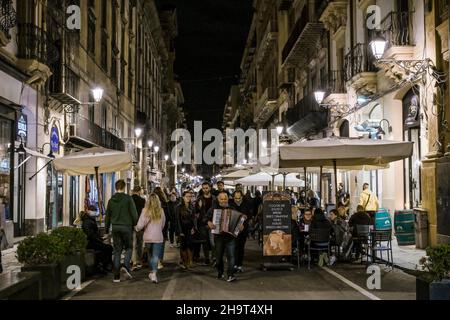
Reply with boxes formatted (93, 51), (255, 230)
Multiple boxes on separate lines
(105, 193), (138, 232)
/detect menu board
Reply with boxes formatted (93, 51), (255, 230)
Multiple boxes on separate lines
(262, 192), (292, 257)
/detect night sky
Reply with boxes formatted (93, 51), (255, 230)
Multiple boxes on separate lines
(158, 0), (254, 133)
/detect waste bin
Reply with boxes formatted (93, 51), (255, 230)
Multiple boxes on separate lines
(414, 208), (428, 249)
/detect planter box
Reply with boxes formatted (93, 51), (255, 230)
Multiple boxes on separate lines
(59, 252), (86, 294)
(416, 278), (450, 300)
(22, 264), (60, 300)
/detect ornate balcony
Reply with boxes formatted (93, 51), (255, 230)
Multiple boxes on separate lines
(16, 23), (57, 85)
(282, 6), (325, 68)
(254, 86), (279, 126)
(286, 93), (328, 140)
(0, 0), (16, 46)
(67, 116), (125, 151)
(256, 20), (277, 67)
(344, 43), (377, 95)
(322, 70), (347, 105)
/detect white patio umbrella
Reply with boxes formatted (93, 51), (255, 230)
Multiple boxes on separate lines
(221, 169), (251, 180)
(54, 147), (133, 218)
(235, 172), (304, 188)
(278, 137), (413, 204)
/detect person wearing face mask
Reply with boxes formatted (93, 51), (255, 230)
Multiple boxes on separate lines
(229, 190), (252, 273)
(168, 191), (180, 248)
(194, 182), (216, 265)
(81, 208), (113, 274)
(297, 190), (308, 212)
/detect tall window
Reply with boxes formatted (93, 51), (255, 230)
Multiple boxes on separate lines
(111, 2), (118, 83)
(87, 2), (96, 56)
(101, 0), (108, 71)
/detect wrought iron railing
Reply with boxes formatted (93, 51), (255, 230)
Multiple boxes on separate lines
(0, 0), (16, 37)
(327, 70), (346, 94)
(17, 23), (47, 62)
(69, 116), (125, 151)
(381, 11), (414, 50)
(344, 43), (377, 82)
(286, 92), (326, 126)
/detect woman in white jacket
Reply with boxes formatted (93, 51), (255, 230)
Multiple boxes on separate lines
(135, 193), (166, 283)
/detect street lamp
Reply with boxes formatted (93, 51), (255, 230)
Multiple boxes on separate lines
(154, 146), (160, 154)
(164, 154), (169, 161)
(276, 124), (284, 135)
(135, 127), (143, 138)
(369, 35), (387, 60)
(314, 90), (326, 105)
(314, 90), (351, 114)
(92, 87), (104, 103)
(148, 140), (154, 148)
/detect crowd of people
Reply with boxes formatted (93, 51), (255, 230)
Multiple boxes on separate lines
(73, 178), (381, 284)
(82, 179), (264, 284)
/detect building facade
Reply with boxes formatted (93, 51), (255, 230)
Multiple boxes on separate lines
(232, 0), (450, 245)
(0, 0), (184, 239)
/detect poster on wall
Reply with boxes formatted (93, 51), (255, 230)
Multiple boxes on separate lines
(262, 192), (292, 257)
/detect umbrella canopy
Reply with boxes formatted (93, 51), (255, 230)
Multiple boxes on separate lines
(221, 169), (251, 180)
(235, 172), (305, 187)
(53, 147), (133, 176)
(279, 137), (413, 168)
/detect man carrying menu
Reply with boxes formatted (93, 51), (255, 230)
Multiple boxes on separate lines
(207, 192), (244, 282)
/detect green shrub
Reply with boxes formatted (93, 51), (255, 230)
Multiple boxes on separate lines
(17, 233), (65, 266)
(420, 244), (450, 282)
(50, 227), (87, 256)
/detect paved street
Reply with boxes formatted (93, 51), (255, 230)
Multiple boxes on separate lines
(69, 239), (416, 300)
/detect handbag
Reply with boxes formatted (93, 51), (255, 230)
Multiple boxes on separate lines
(0, 229), (9, 251)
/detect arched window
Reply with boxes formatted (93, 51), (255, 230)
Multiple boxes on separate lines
(339, 120), (349, 137)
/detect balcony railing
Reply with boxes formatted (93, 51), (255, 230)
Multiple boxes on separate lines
(286, 93), (326, 125)
(69, 116), (125, 151)
(344, 43), (377, 82)
(17, 23), (61, 66)
(381, 11), (414, 51)
(327, 70), (346, 94)
(254, 86), (279, 123)
(0, 0), (16, 38)
(257, 20), (278, 64)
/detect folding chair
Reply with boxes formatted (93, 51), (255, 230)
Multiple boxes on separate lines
(371, 230), (394, 268)
(306, 228), (331, 270)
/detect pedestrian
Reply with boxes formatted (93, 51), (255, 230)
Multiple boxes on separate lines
(154, 187), (169, 270)
(167, 191), (180, 248)
(329, 209), (349, 265)
(194, 182), (216, 265)
(358, 183), (379, 224)
(309, 208), (332, 266)
(207, 192), (242, 282)
(348, 205), (372, 260)
(80, 209), (113, 273)
(297, 189), (308, 211)
(307, 190), (320, 209)
(229, 190), (252, 273)
(235, 183), (243, 193)
(337, 183), (350, 218)
(131, 186), (146, 271)
(105, 180), (139, 283)
(0, 208), (6, 274)
(298, 209), (313, 257)
(175, 191), (196, 269)
(213, 181), (230, 197)
(250, 190), (263, 239)
(135, 193), (166, 284)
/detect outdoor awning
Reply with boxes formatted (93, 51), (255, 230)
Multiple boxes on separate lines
(53, 147), (132, 176)
(235, 172), (305, 187)
(279, 137), (413, 168)
(24, 147), (53, 159)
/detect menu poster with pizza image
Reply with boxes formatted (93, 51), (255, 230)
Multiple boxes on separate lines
(262, 192), (292, 257)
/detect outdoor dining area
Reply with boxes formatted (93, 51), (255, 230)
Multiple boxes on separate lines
(221, 136), (415, 269)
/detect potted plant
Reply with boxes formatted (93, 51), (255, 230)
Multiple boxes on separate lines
(17, 233), (65, 300)
(50, 227), (87, 293)
(417, 244), (450, 300)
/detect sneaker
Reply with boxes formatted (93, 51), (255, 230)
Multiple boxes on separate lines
(149, 272), (158, 284)
(179, 263), (187, 270)
(217, 273), (225, 280)
(113, 274), (121, 283)
(329, 256), (337, 266)
(158, 261), (164, 270)
(170, 244), (174, 248)
(121, 267), (133, 280)
(237, 266), (244, 273)
(226, 275), (236, 282)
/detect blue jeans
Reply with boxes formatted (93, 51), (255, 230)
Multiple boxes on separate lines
(146, 243), (164, 272)
(112, 226), (133, 277)
(214, 234), (236, 277)
(159, 240), (165, 261)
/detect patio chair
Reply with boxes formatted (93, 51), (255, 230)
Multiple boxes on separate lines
(306, 228), (331, 270)
(354, 225), (371, 265)
(371, 230), (394, 268)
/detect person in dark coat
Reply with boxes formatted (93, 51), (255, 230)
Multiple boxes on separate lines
(167, 191), (180, 247)
(348, 205), (372, 259)
(194, 182), (216, 264)
(81, 209), (113, 273)
(131, 186), (146, 270)
(229, 190), (253, 273)
(175, 191), (196, 269)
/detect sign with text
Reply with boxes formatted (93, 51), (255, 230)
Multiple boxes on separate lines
(17, 113), (27, 142)
(262, 192), (292, 257)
